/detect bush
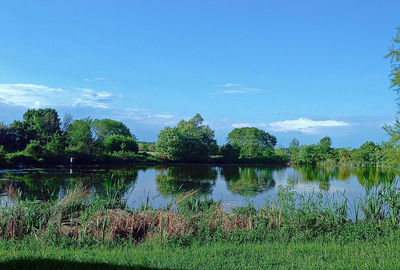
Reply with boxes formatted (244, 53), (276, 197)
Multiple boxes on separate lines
(103, 135), (138, 153)
(6, 151), (38, 165)
(24, 140), (44, 158)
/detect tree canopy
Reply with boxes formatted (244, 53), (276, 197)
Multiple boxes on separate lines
(156, 114), (217, 161)
(227, 127), (277, 159)
(386, 27), (400, 99)
(92, 119), (132, 141)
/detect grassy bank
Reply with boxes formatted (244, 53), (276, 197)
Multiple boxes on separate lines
(1, 236), (400, 269)
(2, 183), (400, 269)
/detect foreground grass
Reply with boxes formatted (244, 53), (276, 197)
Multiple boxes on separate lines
(3, 183), (400, 269)
(1, 237), (400, 269)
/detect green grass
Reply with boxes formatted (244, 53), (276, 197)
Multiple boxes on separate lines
(1, 236), (400, 269)
(2, 183), (400, 269)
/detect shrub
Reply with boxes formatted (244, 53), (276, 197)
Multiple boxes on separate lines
(24, 140), (44, 158)
(103, 135), (138, 153)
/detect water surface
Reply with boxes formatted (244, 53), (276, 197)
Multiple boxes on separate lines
(0, 165), (398, 211)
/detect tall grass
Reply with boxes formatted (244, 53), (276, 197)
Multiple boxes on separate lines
(1, 182), (400, 244)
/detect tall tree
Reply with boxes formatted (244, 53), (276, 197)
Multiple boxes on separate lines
(92, 119), (132, 141)
(227, 127), (277, 159)
(66, 118), (95, 154)
(22, 108), (61, 144)
(156, 114), (217, 161)
(386, 27), (400, 101)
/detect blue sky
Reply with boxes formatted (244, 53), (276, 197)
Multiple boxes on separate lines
(0, 1), (399, 147)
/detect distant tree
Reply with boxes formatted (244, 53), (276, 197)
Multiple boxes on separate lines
(92, 119), (132, 141)
(357, 141), (382, 164)
(227, 127), (277, 159)
(288, 138), (300, 160)
(156, 114), (217, 161)
(22, 108), (61, 144)
(317, 136), (334, 160)
(45, 132), (66, 154)
(7, 108), (61, 151)
(337, 148), (352, 163)
(61, 113), (73, 132)
(66, 118), (95, 154)
(295, 145), (319, 165)
(274, 147), (290, 162)
(103, 135), (138, 153)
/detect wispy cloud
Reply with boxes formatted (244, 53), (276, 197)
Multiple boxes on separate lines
(214, 83), (264, 95)
(154, 114), (175, 119)
(84, 77), (109, 81)
(117, 108), (178, 126)
(0, 83), (113, 109)
(231, 122), (268, 128)
(269, 118), (351, 134)
(232, 123), (254, 128)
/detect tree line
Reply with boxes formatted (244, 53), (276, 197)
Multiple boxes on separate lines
(0, 107), (398, 168)
(0, 111), (284, 166)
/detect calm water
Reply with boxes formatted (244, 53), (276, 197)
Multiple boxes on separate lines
(0, 165), (398, 211)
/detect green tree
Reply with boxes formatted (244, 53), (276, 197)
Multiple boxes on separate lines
(288, 138), (300, 160)
(295, 145), (319, 165)
(103, 135), (138, 153)
(382, 28), (400, 166)
(92, 119), (132, 141)
(24, 140), (44, 159)
(386, 27), (400, 100)
(66, 118), (95, 154)
(227, 127), (277, 159)
(156, 114), (217, 161)
(45, 132), (66, 154)
(357, 141), (382, 164)
(317, 136), (334, 160)
(22, 108), (61, 144)
(8, 108), (61, 151)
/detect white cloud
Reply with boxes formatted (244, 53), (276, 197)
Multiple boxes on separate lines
(269, 118), (350, 134)
(214, 83), (264, 95)
(118, 108), (178, 126)
(84, 77), (109, 81)
(232, 123), (254, 128)
(154, 114), (175, 119)
(223, 83), (241, 87)
(0, 83), (113, 109)
(220, 88), (264, 94)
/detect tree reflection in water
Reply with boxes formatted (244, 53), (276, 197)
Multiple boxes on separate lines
(155, 166), (217, 196)
(0, 168), (139, 202)
(221, 166), (275, 197)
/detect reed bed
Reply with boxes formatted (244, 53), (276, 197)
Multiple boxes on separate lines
(1, 182), (400, 244)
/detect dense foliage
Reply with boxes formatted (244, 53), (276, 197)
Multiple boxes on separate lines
(0, 109), (142, 166)
(156, 114), (218, 162)
(227, 127), (277, 160)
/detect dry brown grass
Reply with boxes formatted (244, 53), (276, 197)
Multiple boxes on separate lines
(57, 209), (189, 241)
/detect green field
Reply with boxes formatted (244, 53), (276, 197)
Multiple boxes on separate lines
(1, 236), (400, 270)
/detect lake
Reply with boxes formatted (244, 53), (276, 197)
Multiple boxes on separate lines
(0, 165), (398, 212)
